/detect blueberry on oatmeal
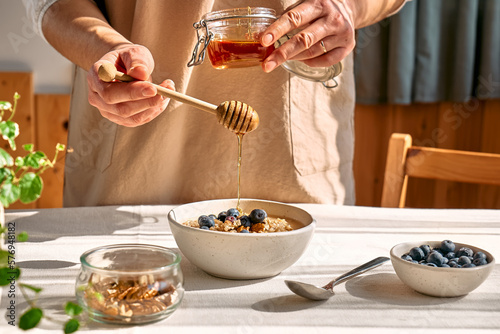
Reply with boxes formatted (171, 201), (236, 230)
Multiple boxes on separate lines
(249, 209), (267, 224)
(217, 211), (227, 222)
(225, 216), (236, 223)
(226, 208), (240, 218)
(240, 215), (252, 227)
(198, 215), (215, 228)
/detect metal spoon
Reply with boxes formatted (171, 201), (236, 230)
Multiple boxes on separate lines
(98, 63), (259, 134)
(285, 256), (390, 301)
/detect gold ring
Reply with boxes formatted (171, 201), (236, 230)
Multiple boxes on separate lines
(320, 40), (327, 54)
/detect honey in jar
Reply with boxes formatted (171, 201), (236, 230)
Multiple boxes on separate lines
(188, 7), (277, 69)
(207, 40), (275, 69)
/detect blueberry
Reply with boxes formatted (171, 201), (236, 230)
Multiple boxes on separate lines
(432, 247), (444, 255)
(456, 247), (474, 258)
(451, 264), (462, 268)
(249, 209), (267, 224)
(225, 216), (236, 223)
(419, 245), (431, 257)
(473, 252), (487, 260)
(462, 263), (476, 268)
(208, 214), (217, 220)
(217, 211), (227, 221)
(448, 260), (458, 267)
(457, 256), (471, 266)
(401, 254), (413, 261)
(239, 215), (252, 227)
(444, 252), (456, 260)
(226, 208), (240, 218)
(239, 229), (250, 233)
(472, 258), (488, 266)
(441, 257), (449, 265)
(409, 247), (425, 261)
(440, 240), (455, 253)
(198, 215), (215, 228)
(440, 264), (450, 268)
(426, 263), (438, 267)
(427, 251), (444, 266)
(200, 226), (210, 230)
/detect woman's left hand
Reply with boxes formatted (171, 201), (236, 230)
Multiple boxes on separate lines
(261, 0), (355, 72)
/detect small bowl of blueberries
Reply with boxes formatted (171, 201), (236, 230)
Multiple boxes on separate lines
(390, 240), (495, 297)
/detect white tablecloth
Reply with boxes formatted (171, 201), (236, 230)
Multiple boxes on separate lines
(1, 205), (499, 333)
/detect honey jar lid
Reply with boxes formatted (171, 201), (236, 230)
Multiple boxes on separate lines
(281, 60), (343, 88)
(276, 35), (343, 88)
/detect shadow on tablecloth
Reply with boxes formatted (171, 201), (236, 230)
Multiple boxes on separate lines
(345, 273), (465, 305)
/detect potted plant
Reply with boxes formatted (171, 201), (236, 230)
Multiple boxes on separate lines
(0, 93), (81, 332)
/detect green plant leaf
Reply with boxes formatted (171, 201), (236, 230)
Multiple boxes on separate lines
(0, 120), (19, 150)
(24, 151), (47, 168)
(19, 308), (43, 330)
(0, 266), (20, 286)
(0, 167), (13, 184)
(15, 156), (24, 167)
(64, 318), (80, 334)
(17, 231), (29, 242)
(56, 143), (66, 151)
(23, 143), (34, 152)
(64, 301), (83, 317)
(19, 173), (43, 203)
(0, 148), (14, 167)
(0, 101), (12, 111)
(0, 180), (21, 207)
(0, 250), (9, 266)
(20, 283), (43, 293)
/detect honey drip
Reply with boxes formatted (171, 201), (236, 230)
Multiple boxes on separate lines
(236, 133), (244, 211)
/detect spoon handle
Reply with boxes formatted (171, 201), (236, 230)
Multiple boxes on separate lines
(322, 256), (389, 291)
(98, 63), (218, 115)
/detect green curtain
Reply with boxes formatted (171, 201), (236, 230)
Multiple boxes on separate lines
(354, 0), (500, 104)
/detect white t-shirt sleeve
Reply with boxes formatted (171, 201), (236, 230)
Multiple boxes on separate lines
(21, 0), (60, 42)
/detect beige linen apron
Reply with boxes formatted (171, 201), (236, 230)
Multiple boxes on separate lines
(63, 0), (356, 207)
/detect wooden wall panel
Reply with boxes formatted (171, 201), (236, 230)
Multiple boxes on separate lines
(353, 104), (393, 206)
(355, 99), (500, 209)
(0, 72), (36, 209)
(393, 103), (441, 208)
(34, 95), (70, 208)
(477, 100), (500, 208)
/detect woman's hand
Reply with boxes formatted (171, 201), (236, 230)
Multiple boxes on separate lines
(261, 0), (355, 72)
(87, 44), (175, 127)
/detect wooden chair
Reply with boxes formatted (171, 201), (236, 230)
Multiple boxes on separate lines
(381, 133), (500, 208)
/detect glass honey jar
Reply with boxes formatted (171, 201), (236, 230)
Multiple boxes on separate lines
(188, 7), (277, 69)
(188, 7), (343, 88)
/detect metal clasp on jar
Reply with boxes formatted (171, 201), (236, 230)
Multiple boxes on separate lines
(187, 19), (213, 67)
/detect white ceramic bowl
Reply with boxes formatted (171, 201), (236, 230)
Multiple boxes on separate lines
(390, 241), (495, 297)
(167, 199), (315, 279)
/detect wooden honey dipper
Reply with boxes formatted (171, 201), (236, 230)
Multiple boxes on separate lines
(98, 63), (259, 134)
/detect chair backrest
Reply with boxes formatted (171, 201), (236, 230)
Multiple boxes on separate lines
(381, 133), (500, 208)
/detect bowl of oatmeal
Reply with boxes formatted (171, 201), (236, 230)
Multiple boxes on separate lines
(167, 198), (315, 279)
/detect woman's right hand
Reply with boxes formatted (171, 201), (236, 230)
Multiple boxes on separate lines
(87, 44), (175, 127)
